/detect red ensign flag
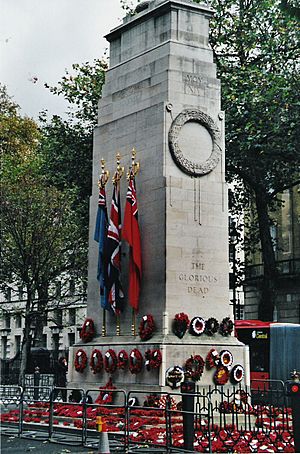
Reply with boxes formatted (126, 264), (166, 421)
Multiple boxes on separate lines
(122, 176), (142, 311)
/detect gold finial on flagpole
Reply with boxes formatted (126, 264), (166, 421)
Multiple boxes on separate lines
(127, 147), (140, 180)
(98, 158), (110, 188)
(113, 152), (124, 184)
(102, 309), (106, 337)
(131, 309), (136, 336)
(116, 314), (121, 336)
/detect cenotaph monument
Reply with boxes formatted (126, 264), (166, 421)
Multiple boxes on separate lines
(68, 0), (249, 392)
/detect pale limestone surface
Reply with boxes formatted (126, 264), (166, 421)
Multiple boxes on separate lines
(69, 0), (249, 390)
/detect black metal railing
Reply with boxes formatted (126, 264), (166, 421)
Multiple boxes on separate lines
(0, 382), (295, 452)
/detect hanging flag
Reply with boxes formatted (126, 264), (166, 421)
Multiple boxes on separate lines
(94, 186), (110, 310)
(105, 182), (124, 314)
(123, 173), (142, 312)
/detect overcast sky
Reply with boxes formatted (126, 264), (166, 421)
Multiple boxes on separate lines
(0, 0), (135, 119)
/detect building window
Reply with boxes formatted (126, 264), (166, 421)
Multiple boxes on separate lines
(5, 288), (11, 302)
(56, 281), (61, 298)
(69, 279), (75, 296)
(1, 337), (8, 359)
(52, 334), (60, 357)
(53, 309), (62, 326)
(42, 334), (47, 348)
(68, 308), (76, 325)
(15, 335), (21, 353)
(18, 286), (24, 301)
(5, 314), (11, 329)
(15, 314), (22, 328)
(68, 333), (75, 347)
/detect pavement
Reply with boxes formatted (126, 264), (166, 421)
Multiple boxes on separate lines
(1, 434), (98, 453)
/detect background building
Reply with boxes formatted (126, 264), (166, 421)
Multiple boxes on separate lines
(0, 281), (87, 382)
(244, 186), (300, 322)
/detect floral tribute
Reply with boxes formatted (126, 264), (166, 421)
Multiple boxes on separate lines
(90, 349), (103, 374)
(104, 349), (117, 374)
(139, 314), (155, 341)
(129, 348), (144, 374)
(79, 318), (95, 343)
(205, 317), (219, 336)
(1, 395), (295, 452)
(74, 349), (87, 373)
(117, 350), (128, 370)
(184, 355), (205, 381)
(231, 364), (245, 384)
(206, 349), (220, 369)
(189, 317), (206, 336)
(219, 317), (234, 336)
(145, 349), (162, 371)
(95, 377), (116, 405)
(172, 312), (190, 338)
(214, 366), (230, 385)
(219, 350), (233, 368)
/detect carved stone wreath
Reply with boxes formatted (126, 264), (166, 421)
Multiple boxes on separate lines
(168, 108), (221, 176)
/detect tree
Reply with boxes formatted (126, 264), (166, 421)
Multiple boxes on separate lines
(207, 0), (300, 320)
(0, 86), (86, 383)
(44, 58), (107, 130)
(119, 0), (300, 320)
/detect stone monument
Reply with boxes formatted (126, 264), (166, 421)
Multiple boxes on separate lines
(68, 0), (249, 392)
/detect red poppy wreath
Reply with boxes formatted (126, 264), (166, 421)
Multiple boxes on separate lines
(184, 354), (205, 381)
(80, 318), (95, 343)
(104, 349), (117, 374)
(117, 350), (128, 370)
(74, 349), (88, 373)
(90, 349), (103, 374)
(139, 314), (155, 341)
(129, 348), (143, 374)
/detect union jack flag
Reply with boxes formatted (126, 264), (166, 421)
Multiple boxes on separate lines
(105, 182), (124, 314)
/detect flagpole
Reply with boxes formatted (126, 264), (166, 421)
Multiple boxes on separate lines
(128, 148), (140, 338)
(131, 309), (136, 336)
(116, 314), (121, 336)
(102, 309), (106, 337)
(113, 153), (124, 337)
(98, 159), (109, 338)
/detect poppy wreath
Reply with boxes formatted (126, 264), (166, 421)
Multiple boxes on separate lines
(231, 364), (245, 384)
(129, 348), (144, 374)
(90, 349), (103, 374)
(214, 366), (230, 385)
(219, 317), (234, 336)
(189, 317), (206, 336)
(172, 312), (190, 339)
(184, 354), (205, 382)
(139, 314), (155, 341)
(145, 349), (162, 371)
(74, 349), (88, 373)
(80, 318), (95, 343)
(104, 349), (117, 374)
(206, 348), (220, 369)
(205, 317), (219, 336)
(95, 377), (116, 404)
(219, 350), (233, 368)
(117, 350), (128, 370)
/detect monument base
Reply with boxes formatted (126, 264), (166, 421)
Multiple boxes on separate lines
(68, 334), (250, 398)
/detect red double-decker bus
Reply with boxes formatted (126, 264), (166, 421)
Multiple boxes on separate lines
(235, 320), (300, 385)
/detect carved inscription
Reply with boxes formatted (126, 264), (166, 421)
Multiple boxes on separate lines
(183, 72), (204, 95)
(177, 262), (217, 298)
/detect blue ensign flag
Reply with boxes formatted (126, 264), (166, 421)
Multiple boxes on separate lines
(94, 186), (110, 310)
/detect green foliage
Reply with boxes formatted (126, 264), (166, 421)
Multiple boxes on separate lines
(39, 115), (93, 232)
(44, 59), (107, 129)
